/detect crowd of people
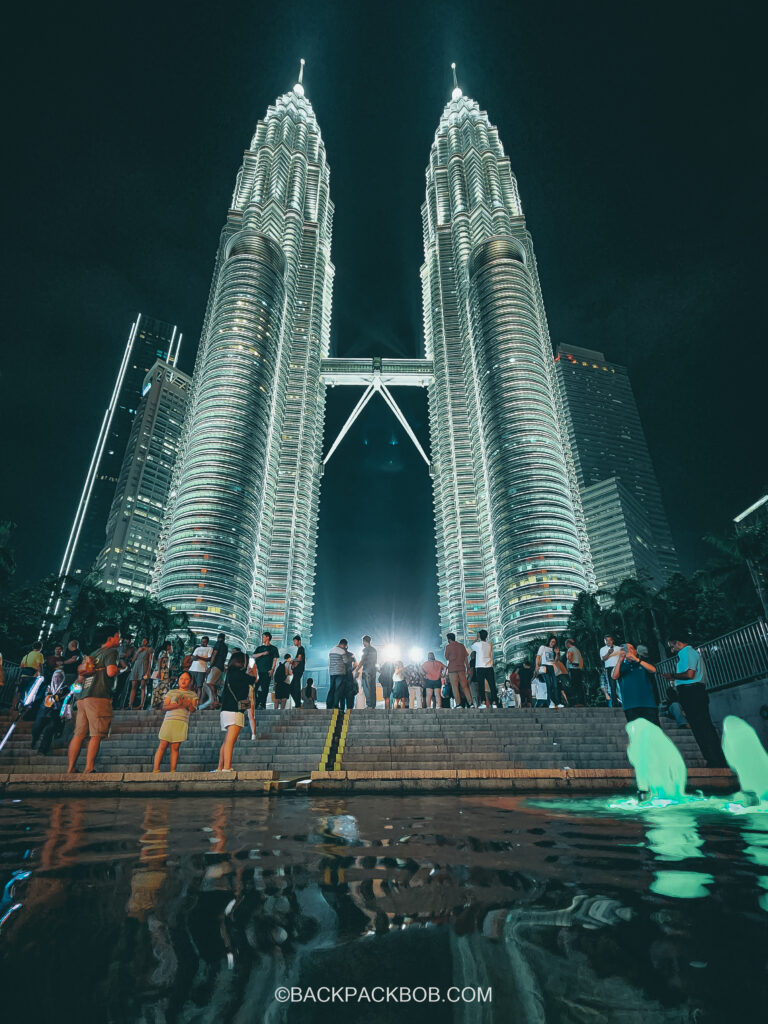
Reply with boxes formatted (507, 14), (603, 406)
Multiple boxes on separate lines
(3, 622), (728, 773)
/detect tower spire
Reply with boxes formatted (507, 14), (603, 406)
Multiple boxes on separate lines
(293, 58), (306, 96)
(451, 62), (462, 101)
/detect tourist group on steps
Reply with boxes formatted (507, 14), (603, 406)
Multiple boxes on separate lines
(6, 623), (727, 774)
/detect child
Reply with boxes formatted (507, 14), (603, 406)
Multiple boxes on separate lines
(273, 654), (292, 709)
(153, 671), (197, 772)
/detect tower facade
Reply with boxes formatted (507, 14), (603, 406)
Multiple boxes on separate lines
(58, 314), (180, 584)
(154, 70), (334, 650)
(421, 80), (590, 659)
(554, 344), (678, 581)
(97, 359), (192, 596)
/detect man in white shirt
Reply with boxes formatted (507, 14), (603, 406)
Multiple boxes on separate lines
(471, 630), (495, 709)
(599, 635), (622, 707)
(664, 636), (727, 767)
(535, 636), (561, 707)
(189, 636), (213, 695)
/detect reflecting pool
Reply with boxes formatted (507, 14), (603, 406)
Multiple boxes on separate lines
(1, 794), (766, 1022)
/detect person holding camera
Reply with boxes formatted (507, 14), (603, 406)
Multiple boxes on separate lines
(612, 643), (659, 725)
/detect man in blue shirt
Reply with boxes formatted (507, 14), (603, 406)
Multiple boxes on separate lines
(664, 637), (727, 768)
(612, 644), (659, 725)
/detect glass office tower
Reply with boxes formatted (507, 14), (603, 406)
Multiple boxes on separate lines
(58, 314), (180, 584)
(555, 344), (678, 581)
(421, 78), (590, 659)
(97, 360), (192, 596)
(154, 70), (334, 650)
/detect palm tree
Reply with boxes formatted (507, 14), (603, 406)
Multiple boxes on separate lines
(611, 577), (666, 659)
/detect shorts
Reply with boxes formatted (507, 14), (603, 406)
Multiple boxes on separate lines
(422, 678), (441, 690)
(220, 710), (244, 731)
(74, 697), (113, 740)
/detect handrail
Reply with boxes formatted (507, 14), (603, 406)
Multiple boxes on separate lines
(655, 619), (768, 701)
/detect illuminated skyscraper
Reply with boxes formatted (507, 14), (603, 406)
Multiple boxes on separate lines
(58, 313), (181, 585)
(554, 344), (678, 581)
(154, 63), (334, 649)
(96, 359), (192, 596)
(421, 68), (591, 658)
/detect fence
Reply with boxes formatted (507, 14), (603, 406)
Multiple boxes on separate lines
(655, 619), (768, 701)
(0, 662), (21, 710)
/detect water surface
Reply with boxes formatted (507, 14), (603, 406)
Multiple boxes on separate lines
(1, 794), (766, 1022)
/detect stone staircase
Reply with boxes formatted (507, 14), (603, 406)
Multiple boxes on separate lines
(0, 706), (707, 778)
(340, 707), (706, 771)
(0, 709), (332, 775)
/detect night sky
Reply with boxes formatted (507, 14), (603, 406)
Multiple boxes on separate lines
(3, 0), (766, 654)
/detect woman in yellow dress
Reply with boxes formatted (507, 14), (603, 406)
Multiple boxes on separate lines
(152, 672), (197, 772)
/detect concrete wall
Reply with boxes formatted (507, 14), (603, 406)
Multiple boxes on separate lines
(709, 676), (768, 746)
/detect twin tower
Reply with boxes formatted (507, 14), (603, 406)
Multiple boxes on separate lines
(152, 65), (592, 660)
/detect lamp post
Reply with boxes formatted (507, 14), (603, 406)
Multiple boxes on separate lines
(734, 495), (768, 621)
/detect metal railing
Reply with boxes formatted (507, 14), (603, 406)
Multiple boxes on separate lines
(655, 619), (768, 701)
(0, 662), (21, 710)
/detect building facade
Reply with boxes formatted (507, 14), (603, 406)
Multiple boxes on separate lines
(96, 360), (192, 596)
(581, 477), (663, 593)
(154, 70), (334, 650)
(56, 314), (180, 587)
(554, 344), (678, 583)
(421, 81), (591, 659)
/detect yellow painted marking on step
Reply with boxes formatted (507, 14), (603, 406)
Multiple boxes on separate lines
(334, 710), (351, 770)
(317, 709), (338, 771)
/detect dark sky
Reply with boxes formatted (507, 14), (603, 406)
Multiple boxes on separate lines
(3, 0), (766, 653)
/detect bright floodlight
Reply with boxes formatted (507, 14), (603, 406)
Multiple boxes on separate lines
(383, 643), (401, 662)
(408, 646), (424, 663)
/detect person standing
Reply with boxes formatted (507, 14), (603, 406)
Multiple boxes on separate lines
(290, 635), (305, 708)
(153, 671), (197, 772)
(565, 640), (585, 705)
(273, 654), (293, 709)
(200, 632), (227, 710)
(150, 641), (173, 709)
(251, 632), (279, 709)
(15, 642), (44, 710)
(117, 636), (137, 707)
(471, 630), (496, 710)
(67, 624), (121, 774)
(215, 651), (252, 771)
(327, 639), (350, 710)
(535, 636), (560, 708)
(357, 635), (378, 709)
(420, 653), (445, 709)
(663, 637), (727, 767)
(600, 635), (622, 707)
(342, 645), (358, 711)
(189, 636), (213, 697)
(391, 661), (408, 709)
(61, 639), (83, 687)
(518, 659), (533, 708)
(507, 667), (521, 709)
(405, 661), (423, 709)
(302, 677), (318, 709)
(444, 633), (473, 708)
(128, 637), (154, 710)
(612, 644), (659, 725)
(378, 660), (394, 710)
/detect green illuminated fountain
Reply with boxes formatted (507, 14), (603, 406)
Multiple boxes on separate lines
(625, 718), (688, 800)
(721, 715), (768, 802)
